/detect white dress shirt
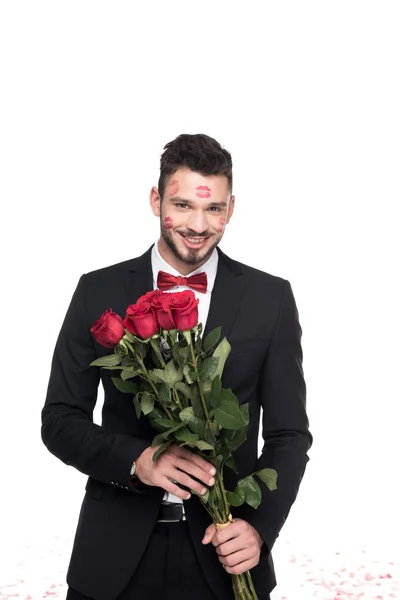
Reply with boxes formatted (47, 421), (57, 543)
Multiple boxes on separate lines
(151, 240), (219, 504)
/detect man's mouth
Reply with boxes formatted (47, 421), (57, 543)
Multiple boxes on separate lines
(178, 233), (210, 247)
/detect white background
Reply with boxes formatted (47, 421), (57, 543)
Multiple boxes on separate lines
(0, 1), (399, 596)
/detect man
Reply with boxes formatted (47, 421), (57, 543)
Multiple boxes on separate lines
(42, 133), (312, 600)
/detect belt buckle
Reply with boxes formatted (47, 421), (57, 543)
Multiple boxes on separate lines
(157, 501), (186, 523)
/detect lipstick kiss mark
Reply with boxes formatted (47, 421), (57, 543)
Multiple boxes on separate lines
(196, 185), (211, 198)
(217, 217), (225, 233)
(164, 216), (174, 229)
(169, 179), (180, 197)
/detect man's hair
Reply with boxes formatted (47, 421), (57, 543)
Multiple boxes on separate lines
(158, 133), (233, 201)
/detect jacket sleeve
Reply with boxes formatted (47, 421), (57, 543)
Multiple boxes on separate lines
(41, 274), (151, 491)
(241, 280), (313, 553)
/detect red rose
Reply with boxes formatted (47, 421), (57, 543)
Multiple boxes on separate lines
(137, 289), (163, 305)
(123, 301), (159, 339)
(91, 309), (125, 348)
(169, 290), (199, 331)
(154, 294), (176, 330)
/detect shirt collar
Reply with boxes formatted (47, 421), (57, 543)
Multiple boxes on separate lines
(151, 239), (219, 293)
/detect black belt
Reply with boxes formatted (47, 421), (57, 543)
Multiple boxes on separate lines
(157, 502), (186, 522)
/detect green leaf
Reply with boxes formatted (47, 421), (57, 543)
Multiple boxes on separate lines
(238, 475), (262, 509)
(183, 364), (196, 384)
(222, 428), (247, 452)
(215, 399), (247, 430)
(174, 427), (199, 444)
(148, 369), (168, 384)
(165, 359), (183, 386)
(133, 394), (142, 419)
(158, 383), (172, 405)
(203, 327), (222, 353)
(152, 432), (169, 446)
(211, 338), (231, 380)
(179, 407), (195, 423)
(224, 455), (238, 473)
(254, 468), (278, 491)
(198, 357), (219, 380)
(220, 388), (238, 404)
(154, 418), (181, 428)
(194, 440), (214, 451)
(210, 375), (222, 409)
(111, 378), (138, 394)
(240, 403), (249, 425)
(174, 382), (193, 399)
(226, 486), (245, 507)
(191, 387), (204, 418)
(152, 440), (172, 462)
(201, 377), (213, 398)
(141, 392), (155, 415)
(90, 353), (124, 367)
(121, 369), (139, 380)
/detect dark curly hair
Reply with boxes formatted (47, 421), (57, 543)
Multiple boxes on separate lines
(158, 133), (233, 201)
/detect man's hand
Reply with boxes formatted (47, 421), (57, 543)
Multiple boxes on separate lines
(202, 519), (263, 575)
(135, 443), (216, 500)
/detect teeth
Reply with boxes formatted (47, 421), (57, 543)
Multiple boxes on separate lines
(184, 236), (205, 243)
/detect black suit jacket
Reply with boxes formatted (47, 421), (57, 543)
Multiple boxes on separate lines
(41, 244), (312, 600)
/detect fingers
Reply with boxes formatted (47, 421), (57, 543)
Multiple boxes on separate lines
(174, 457), (216, 489)
(160, 476), (192, 501)
(224, 558), (257, 575)
(167, 468), (209, 496)
(202, 523), (216, 544)
(173, 445), (216, 476)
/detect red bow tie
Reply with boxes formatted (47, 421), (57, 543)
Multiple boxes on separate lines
(157, 270), (208, 294)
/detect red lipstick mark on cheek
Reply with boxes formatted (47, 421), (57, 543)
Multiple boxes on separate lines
(196, 185), (211, 198)
(169, 179), (180, 197)
(217, 217), (225, 233)
(164, 217), (174, 229)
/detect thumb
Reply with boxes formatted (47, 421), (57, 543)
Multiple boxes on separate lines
(202, 523), (216, 545)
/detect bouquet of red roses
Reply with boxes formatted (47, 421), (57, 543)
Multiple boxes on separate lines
(90, 289), (277, 600)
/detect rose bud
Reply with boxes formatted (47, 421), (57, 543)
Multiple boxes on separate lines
(123, 301), (159, 339)
(169, 290), (199, 331)
(91, 309), (125, 348)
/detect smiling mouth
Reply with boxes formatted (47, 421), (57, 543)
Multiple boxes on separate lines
(179, 233), (210, 245)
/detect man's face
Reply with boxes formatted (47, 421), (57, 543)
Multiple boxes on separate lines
(150, 168), (235, 274)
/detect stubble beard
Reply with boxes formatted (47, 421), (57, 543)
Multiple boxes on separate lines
(160, 218), (220, 268)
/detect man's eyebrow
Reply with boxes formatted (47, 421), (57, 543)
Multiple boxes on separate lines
(170, 197), (228, 208)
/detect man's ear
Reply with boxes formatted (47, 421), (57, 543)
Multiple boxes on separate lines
(225, 195), (235, 225)
(150, 186), (161, 217)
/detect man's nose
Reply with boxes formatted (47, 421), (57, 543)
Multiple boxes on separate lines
(186, 210), (208, 234)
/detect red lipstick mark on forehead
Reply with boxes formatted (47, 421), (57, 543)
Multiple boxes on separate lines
(164, 216), (174, 229)
(169, 179), (180, 197)
(217, 217), (225, 233)
(196, 185), (211, 198)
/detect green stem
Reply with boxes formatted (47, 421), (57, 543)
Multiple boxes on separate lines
(150, 338), (166, 368)
(217, 473), (230, 517)
(172, 387), (183, 410)
(244, 571), (258, 599)
(137, 357), (173, 420)
(188, 337), (209, 420)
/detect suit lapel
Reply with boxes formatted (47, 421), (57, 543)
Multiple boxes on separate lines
(124, 244), (246, 341)
(203, 247), (246, 340)
(125, 245), (154, 305)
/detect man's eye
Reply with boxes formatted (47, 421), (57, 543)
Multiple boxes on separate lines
(177, 203), (188, 209)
